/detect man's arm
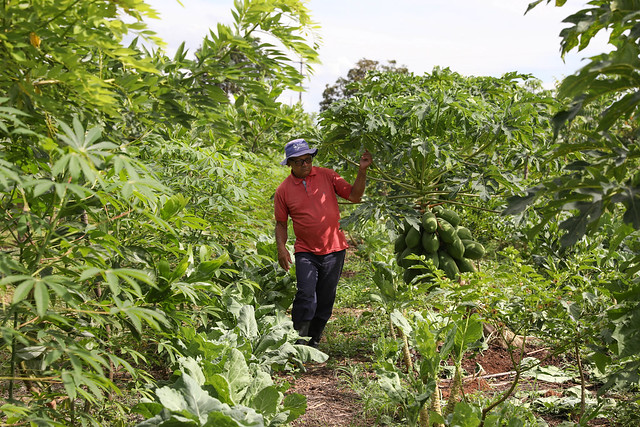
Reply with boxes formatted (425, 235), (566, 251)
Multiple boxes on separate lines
(275, 220), (292, 271)
(348, 150), (373, 203)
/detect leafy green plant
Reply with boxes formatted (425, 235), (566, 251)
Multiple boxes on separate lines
(135, 297), (327, 426)
(0, 0), (323, 423)
(318, 68), (556, 230)
(504, 3), (640, 403)
(134, 359), (305, 426)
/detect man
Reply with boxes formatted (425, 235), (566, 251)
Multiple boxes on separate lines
(274, 138), (372, 348)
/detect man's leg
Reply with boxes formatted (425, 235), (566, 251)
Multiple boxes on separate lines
(308, 250), (346, 347)
(292, 252), (319, 341)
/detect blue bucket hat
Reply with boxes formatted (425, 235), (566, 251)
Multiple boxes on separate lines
(280, 138), (318, 166)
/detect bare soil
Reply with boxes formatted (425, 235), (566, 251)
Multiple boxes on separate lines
(288, 363), (374, 427)
(284, 318), (611, 427)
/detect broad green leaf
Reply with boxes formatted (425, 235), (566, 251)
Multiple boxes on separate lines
(559, 200), (603, 247)
(589, 351), (612, 374)
(16, 345), (47, 361)
(225, 349), (252, 404)
(156, 374), (222, 424)
(390, 309), (412, 336)
(450, 401), (482, 427)
(377, 371), (407, 403)
(11, 278), (35, 304)
(503, 186), (542, 215)
(249, 386), (279, 417)
(131, 402), (165, 419)
(282, 393), (306, 422)
(179, 357), (206, 385)
(203, 413), (241, 426)
(237, 305), (259, 340)
(208, 374), (233, 405)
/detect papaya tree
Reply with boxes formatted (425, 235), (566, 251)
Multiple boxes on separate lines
(318, 67), (557, 228)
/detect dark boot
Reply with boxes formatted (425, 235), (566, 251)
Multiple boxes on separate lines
(307, 319), (327, 349)
(294, 321), (310, 345)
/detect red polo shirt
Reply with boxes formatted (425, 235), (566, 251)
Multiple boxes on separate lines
(275, 166), (352, 255)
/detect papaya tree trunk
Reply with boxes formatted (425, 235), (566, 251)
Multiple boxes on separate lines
(429, 386), (444, 427)
(444, 365), (462, 416)
(397, 327), (413, 372)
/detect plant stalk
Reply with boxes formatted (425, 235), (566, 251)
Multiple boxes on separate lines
(575, 342), (586, 422)
(8, 312), (17, 400)
(397, 327), (413, 372)
(480, 332), (526, 426)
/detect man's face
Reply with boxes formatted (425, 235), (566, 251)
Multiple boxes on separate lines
(289, 155), (313, 178)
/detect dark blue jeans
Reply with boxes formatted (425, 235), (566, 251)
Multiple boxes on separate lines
(292, 250), (346, 337)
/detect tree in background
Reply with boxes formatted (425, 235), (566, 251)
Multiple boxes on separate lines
(319, 58), (408, 111)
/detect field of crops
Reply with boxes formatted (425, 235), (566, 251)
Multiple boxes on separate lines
(1, 1), (639, 426)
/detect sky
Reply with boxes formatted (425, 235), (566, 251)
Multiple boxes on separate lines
(141, 0), (609, 112)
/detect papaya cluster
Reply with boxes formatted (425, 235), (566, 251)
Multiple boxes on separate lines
(394, 206), (485, 283)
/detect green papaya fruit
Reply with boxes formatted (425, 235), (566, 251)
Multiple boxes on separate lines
(437, 208), (461, 227)
(438, 250), (459, 280)
(421, 211), (438, 233)
(456, 257), (476, 273)
(446, 236), (465, 260)
(394, 233), (407, 254)
(405, 227), (422, 249)
(421, 231), (440, 253)
(437, 218), (456, 244)
(462, 239), (485, 260)
(455, 226), (473, 241)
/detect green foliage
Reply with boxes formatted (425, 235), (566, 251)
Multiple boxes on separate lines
(319, 58), (409, 111)
(135, 301), (327, 426)
(506, 2), (640, 400)
(319, 67), (557, 233)
(512, 1), (640, 250)
(0, 0), (320, 424)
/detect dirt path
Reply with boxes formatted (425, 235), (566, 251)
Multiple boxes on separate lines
(283, 324), (612, 427)
(288, 363), (370, 426)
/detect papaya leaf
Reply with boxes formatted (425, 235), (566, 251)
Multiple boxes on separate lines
(559, 200), (603, 246)
(503, 185), (544, 215)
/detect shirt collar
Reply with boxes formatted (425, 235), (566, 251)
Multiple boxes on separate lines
(290, 166), (316, 184)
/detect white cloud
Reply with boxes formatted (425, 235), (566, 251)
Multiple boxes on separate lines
(145, 0), (612, 111)
(142, 0), (232, 54)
